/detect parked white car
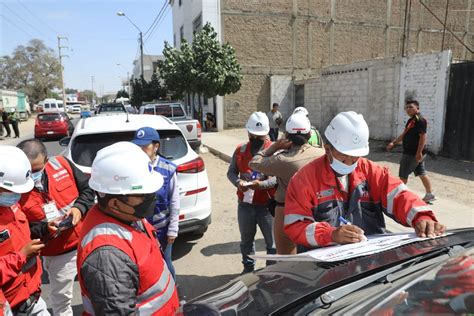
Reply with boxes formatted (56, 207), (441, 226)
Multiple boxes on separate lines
(42, 99), (65, 113)
(59, 114), (212, 235)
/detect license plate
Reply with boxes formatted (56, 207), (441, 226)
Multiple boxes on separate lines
(47, 131), (54, 134)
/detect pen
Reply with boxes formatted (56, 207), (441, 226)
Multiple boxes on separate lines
(339, 216), (351, 225)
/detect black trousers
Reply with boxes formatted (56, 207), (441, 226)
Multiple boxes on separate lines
(11, 121), (19, 137)
(269, 128), (279, 141)
(2, 122), (11, 136)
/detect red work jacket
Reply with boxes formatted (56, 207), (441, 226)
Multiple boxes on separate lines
(0, 204), (42, 309)
(77, 205), (179, 316)
(284, 155), (437, 247)
(235, 140), (276, 205)
(19, 156), (83, 256)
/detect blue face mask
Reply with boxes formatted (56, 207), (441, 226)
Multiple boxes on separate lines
(0, 192), (21, 207)
(31, 170), (43, 182)
(329, 151), (358, 175)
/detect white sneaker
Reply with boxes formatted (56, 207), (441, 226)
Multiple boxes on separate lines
(422, 193), (437, 203)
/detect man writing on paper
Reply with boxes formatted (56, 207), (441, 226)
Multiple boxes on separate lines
(284, 111), (446, 248)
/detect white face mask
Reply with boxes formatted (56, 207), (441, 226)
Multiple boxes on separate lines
(329, 151), (358, 175)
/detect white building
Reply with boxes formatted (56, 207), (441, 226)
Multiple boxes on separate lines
(170, 0), (224, 131)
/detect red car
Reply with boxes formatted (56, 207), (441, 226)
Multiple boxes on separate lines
(35, 112), (74, 140)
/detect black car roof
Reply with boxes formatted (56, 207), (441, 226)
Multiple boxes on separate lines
(184, 228), (474, 315)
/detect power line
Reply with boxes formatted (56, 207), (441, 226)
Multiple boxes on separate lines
(16, 0), (58, 35)
(1, 2), (55, 44)
(0, 14), (35, 39)
(145, 5), (170, 43)
(143, 0), (168, 37)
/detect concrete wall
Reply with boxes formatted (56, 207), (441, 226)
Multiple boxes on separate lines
(219, 0), (473, 128)
(398, 50), (452, 153)
(270, 75), (293, 120)
(301, 51), (450, 154)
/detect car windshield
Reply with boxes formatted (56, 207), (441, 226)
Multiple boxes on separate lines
(71, 129), (188, 167)
(38, 114), (60, 121)
(99, 105), (124, 113)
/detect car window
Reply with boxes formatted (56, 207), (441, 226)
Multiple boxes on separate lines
(38, 114), (60, 121)
(45, 104), (50, 109)
(170, 104), (185, 116)
(99, 105), (125, 112)
(58, 104), (64, 108)
(143, 108), (155, 115)
(71, 129), (188, 167)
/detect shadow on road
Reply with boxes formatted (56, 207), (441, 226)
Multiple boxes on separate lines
(176, 273), (239, 301)
(200, 238), (268, 257)
(173, 233), (205, 260)
(368, 140), (474, 182)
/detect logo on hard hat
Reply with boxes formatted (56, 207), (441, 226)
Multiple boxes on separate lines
(137, 129), (145, 138)
(256, 122), (262, 127)
(114, 175), (129, 181)
(0, 172), (4, 177)
(352, 134), (361, 144)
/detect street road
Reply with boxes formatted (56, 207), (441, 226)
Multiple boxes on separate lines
(6, 115), (266, 313)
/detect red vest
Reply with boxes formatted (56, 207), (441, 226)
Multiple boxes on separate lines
(0, 289), (10, 315)
(0, 204), (42, 309)
(19, 156), (83, 256)
(235, 140), (276, 205)
(77, 205), (179, 316)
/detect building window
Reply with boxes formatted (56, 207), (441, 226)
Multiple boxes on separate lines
(179, 0), (182, 6)
(180, 25), (184, 44)
(295, 84), (305, 108)
(173, 34), (176, 47)
(193, 13), (202, 34)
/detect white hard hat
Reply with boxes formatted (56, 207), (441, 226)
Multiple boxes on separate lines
(246, 111), (269, 136)
(89, 142), (163, 195)
(293, 107), (309, 117)
(286, 113), (311, 134)
(324, 111), (369, 157)
(0, 146), (34, 193)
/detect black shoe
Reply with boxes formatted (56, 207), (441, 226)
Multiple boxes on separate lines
(241, 266), (254, 275)
(6, 135), (10, 137)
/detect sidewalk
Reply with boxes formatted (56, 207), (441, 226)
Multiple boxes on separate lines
(202, 129), (474, 232)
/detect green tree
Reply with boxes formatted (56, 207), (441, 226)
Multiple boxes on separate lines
(79, 90), (97, 103)
(116, 89), (129, 99)
(130, 78), (143, 107)
(0, 39), (61, 103)
(65, 88), (78, 94)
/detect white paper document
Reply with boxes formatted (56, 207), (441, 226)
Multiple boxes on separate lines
(251, 233), (450, 263)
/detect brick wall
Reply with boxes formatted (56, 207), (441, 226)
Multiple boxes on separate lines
(220, 0), (472, 129)
(300, 51), (450, 154)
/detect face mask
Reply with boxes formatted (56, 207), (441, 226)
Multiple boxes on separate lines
(329, 151), (358, 175)
(31, 170), (43, 182)
(116, 194), (157, 219)
(0, 192), (21, 207)
(249, 138), (264, 150)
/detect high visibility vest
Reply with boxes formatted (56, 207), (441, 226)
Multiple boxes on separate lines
(235, 140), (276, 205)
(148, 157), (177, 240)
(0, 289), (11, 316)
(0, 204), (42, 309)
(77, 205), (179, 315)
(19, 156), (83, 256)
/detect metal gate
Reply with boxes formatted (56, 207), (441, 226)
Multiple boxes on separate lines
(442, 62), (474, 161)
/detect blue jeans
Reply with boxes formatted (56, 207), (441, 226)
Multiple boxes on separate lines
(238, 202), (275, 268)
(269, 128), (279, 141)
(159, 237), (176, 280)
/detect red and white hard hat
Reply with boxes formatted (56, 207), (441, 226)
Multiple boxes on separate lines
(0, 146), (34, 193)
(246, 111), (270, 136)
(286, 113), (311, 134)
(324, 111), (369, 157)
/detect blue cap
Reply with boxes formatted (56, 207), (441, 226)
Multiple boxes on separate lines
(131, 127), (160, 146)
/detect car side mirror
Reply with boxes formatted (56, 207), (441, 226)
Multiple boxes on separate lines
(59, 137), (71, 147)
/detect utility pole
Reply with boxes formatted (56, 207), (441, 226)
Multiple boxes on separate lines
(91, 76), (95, 106)
(57, 36), (68, 105)
(139, 32), (144, 80)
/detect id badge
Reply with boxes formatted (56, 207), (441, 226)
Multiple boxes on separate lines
(42, 201), (62, 222)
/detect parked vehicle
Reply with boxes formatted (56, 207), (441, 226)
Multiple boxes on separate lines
(66, 102), (82, 114)
(94, 103), (127, 115)
(59, 114), (212, 235)
(34, 112), (74, 140)
(41, 99), (65, 113)
(139, 102), (202, 150)
(0, 90), (31, 120)
(183, 228), (474, 315)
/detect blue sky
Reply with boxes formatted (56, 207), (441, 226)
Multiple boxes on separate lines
(0, 0), (173, 95)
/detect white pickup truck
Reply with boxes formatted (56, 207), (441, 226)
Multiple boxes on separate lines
(139, 102), (202, 150)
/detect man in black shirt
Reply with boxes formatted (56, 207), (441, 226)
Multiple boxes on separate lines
(387, 100), (436, 203)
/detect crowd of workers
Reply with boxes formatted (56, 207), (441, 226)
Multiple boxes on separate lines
(0, 99), (446, 315)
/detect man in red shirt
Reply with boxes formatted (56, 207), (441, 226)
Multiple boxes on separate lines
(284, 111), (445, 248)
(0, 146), (51, 314)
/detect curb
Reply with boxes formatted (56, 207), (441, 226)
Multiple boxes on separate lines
(203, 144), (232, 163)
